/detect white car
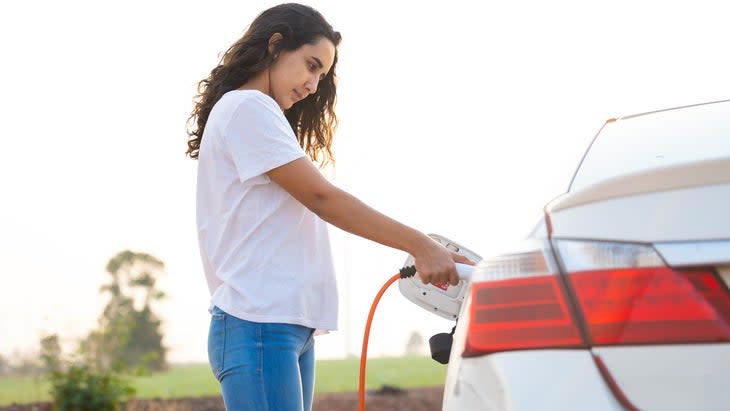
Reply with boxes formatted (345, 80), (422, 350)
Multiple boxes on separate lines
(442, 99), (730, 411)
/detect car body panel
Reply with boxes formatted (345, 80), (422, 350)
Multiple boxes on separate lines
(593, 344), (730, 411)
(549, 99), (730, 243)
(568, 100), (730, 194)
(550, 156), (730, 213)
(443, 350), (624, 411)
(547, 183), (730, 242)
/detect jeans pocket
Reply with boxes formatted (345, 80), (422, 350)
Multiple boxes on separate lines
(207, 309), (226, 379)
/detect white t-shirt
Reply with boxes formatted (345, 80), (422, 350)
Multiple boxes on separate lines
(196, 89), (338, 332)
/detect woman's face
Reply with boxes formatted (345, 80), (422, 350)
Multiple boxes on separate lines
(268, 36), (336, 110)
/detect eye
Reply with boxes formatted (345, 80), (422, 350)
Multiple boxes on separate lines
(307, 59), (326, 81)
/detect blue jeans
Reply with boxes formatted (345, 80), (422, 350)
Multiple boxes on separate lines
(208, 306), (316, 411)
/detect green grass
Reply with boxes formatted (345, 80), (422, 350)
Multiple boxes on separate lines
(0, 356), (446, 406)
(315, 355), (446, 392)
(0, 374), (49, 406)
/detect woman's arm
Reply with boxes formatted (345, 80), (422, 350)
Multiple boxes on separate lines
(267, 157), (471, 285)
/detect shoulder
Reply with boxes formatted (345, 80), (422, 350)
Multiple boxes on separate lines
(223, 90), (289, 133)
(221, 90), (282, 119)
(220, 90), (296, 145)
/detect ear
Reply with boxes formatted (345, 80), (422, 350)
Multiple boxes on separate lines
(267, 33), (284, 54)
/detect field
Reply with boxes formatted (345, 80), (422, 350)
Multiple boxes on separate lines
(0, 356), (447, 406)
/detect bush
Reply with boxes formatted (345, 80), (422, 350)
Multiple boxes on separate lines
(48, 364), (135, 411)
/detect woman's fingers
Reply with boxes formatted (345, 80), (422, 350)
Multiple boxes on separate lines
(452, 252), (476, 265)
(415, 241), (477, 286)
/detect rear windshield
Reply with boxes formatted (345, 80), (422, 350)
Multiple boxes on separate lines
(570, 101), (730, 192)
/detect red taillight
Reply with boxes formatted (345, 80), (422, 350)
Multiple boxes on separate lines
(463, 275), (584, 357)
(570, 268), (730, 344)
(459, 240), (730, 358)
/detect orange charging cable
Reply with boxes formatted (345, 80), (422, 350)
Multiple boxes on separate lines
(358, 273), (401, 411)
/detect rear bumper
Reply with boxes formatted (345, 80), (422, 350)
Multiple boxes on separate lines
(443, 350), (623, 411)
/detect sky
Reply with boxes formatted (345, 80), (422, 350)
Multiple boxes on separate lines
(1, 0), (729, 363)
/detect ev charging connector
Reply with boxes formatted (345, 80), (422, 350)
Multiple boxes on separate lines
(398, 234), (481, 363)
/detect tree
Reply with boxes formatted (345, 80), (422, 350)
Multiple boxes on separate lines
(81, 250), (168, 372)
(48, 364), (135, 411)
(405, 331), (425, 356)
(40, 334), (62, 373)
(40, 333), (136, 410)
(0, 354), (8, 376)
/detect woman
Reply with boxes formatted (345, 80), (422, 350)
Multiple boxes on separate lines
(187, 3), (470, 410)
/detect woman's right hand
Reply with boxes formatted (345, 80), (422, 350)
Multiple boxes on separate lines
(412, 237), (475, 286)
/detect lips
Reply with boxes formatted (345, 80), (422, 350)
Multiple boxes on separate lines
(292, 89), (304, 103)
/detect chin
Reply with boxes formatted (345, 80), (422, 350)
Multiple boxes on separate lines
(278, 98), (293, 110)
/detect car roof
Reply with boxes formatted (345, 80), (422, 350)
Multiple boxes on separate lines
(615, 98), (730, 121)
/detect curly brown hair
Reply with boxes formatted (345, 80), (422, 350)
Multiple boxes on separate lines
(186, 3), (341, 164)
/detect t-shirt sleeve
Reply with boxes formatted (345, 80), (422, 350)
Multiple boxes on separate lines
(222, 94), (306, 183)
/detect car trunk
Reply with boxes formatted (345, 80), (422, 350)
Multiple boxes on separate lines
(547, 178), (730, 410)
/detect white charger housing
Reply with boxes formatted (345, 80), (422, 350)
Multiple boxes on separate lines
(398, 234), (482, 320)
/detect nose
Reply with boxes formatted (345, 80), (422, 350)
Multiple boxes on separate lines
(304, 73), (319, 95)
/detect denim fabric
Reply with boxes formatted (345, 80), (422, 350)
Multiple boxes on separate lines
(208, 306), (316, 411)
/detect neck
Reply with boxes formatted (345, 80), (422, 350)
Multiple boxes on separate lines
(239, 69), (271, 96)
(239, 69), (282, 110)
